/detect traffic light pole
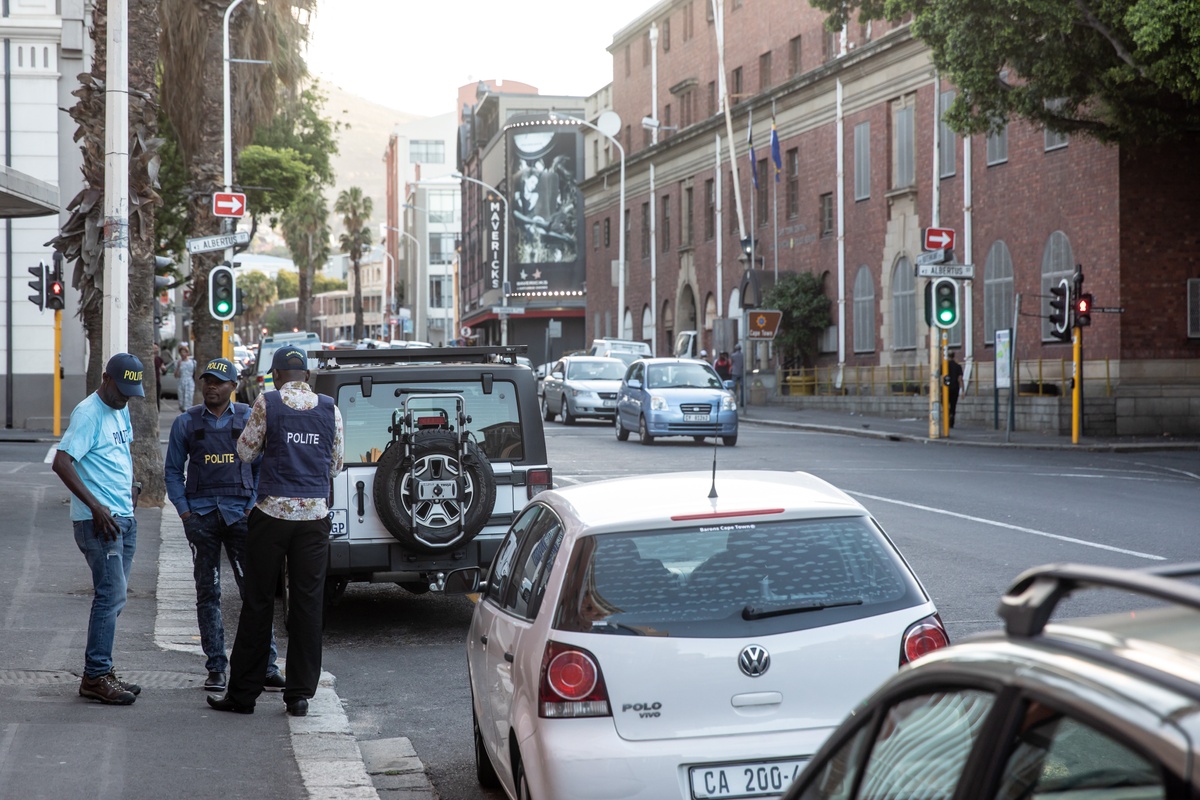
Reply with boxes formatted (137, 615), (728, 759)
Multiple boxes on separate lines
(941, 331), (950, 438)
(928, 310), (940, 440)
(1072, 326), (1082, 444)
(54, 309), (62, 436)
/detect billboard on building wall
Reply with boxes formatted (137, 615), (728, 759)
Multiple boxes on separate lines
(507, 125), (584, 296)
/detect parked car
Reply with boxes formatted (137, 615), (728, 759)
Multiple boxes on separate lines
(616, 357), (738, 446)
(540, 355), (626, 423)
(446, 470), (948, 800)
(237, 331), (321, 405)
(781, 561), (1200, 800)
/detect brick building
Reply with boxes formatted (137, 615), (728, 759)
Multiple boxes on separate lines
(580, 0), (1200, 435)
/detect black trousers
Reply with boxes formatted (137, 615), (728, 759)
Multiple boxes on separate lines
(226, 507), (330, 707)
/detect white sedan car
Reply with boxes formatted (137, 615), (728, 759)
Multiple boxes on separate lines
(447, 471), (948, 800)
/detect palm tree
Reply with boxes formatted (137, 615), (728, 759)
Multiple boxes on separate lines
(282, 184), (331, 332)
(335, 187), (373, 340)
(158, 0), (312, 370)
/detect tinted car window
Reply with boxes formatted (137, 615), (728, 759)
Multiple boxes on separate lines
(507, 511), (564, 620)
(996, 703), (1164, 800)
(646, 362), (723, 389)
(554, 518), (925, 637)
(486, 506), (541, 605)
(338, 380), (523, 464)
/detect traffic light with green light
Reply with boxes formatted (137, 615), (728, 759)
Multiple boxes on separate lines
(209, 263), (236, 320)
(929, 278), (959, 329)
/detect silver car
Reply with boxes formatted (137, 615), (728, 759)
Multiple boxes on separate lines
(541, 356), (626, 424)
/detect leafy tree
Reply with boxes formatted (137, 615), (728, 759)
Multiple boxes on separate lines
(335, 187), (373, 340)
(762, 272), (832, 369)
(252, 86), (340, 187)
(281, 184), (331, 330)
(236, 144), (312, 228)
(811, 0), (1200, 144)
(276, 270), (300, 299)
(315, 274), (347, 293)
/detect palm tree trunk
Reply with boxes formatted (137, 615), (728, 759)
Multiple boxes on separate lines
(352, 256), (364, 339)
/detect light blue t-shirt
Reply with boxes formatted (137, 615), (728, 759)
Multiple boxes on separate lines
(58, 392), (135, 521)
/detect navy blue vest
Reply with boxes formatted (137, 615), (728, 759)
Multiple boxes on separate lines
(257, 391), (336, 499)
(183, 403), (254, 499)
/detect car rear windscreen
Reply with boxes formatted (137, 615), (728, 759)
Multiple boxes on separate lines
(554, 518), (926, 638)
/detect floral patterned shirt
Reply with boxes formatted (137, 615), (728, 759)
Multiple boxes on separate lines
(237, 381), (344, 520)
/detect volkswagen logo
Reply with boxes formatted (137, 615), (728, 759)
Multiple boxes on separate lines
(738, 644), (771, 677)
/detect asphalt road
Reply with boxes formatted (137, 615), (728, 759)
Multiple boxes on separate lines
(319, 417), (1200, 800)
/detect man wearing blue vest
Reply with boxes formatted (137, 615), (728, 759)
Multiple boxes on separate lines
(208, 345), (343, 717)
(165, 357), (283, 693)
(52, 353), (144, 705)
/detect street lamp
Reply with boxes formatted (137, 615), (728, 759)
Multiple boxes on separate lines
(384, 224), (421, 341)
(452, 171), (510, 346)
(548, 112), (625, 339)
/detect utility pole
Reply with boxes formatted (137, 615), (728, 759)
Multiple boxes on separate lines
(102, 0), (130, 357)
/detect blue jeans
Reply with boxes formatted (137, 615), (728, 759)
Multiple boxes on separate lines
(74, 516), (136, 679)
(183, 510), (279, 675)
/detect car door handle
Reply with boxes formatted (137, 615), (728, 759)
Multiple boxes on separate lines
(480, 635), (488, 645)
(504, 652), (514, 663)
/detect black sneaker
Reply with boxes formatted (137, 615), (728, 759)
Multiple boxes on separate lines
(109, 669), (141, 696)
(263, 671), (286, 691)
(80, 673), (136, 705)
(204, 671), (227, 692)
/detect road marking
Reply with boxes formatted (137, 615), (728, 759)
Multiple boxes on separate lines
(44, 445), (57, 464)
(849, 491), (1165, 561)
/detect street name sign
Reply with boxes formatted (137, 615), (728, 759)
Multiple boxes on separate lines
(186, 230), (251, 255)
(746, 309), (783, 340)
(923, 227), (955, 251)
(917, 263), (975, 279)
(492, 306), (526, 315)
(212, 192), (247, 218)
(915, 248), (950, 266)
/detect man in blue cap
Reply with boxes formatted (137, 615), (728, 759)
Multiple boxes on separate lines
(52, 353), (145, 705)
(209, 345), (343, 717)
(165, 357), (283, 693)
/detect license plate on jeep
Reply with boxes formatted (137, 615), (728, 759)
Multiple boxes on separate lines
(328, 509), (348, 539)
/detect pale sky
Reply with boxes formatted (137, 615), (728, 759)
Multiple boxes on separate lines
(306, 1), (658, 117)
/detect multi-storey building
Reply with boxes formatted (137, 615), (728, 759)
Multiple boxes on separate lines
(582, 0), (1199, 435)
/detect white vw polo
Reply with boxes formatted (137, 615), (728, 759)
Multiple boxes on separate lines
(447, 471), (948, 800)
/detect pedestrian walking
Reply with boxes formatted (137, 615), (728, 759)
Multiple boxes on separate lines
(164, 357), (284, 694)
(946, 350), (964, 428)
(207, 346), (343, 717)
(713, 351), (733, 381)
(730, 343), (745, 404)
(51, 353), (145, 705)
(175, 345), (195, 412)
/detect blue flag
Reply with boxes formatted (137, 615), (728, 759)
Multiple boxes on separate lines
(748, 115), (759, 190)
(770, 119), (782, 182)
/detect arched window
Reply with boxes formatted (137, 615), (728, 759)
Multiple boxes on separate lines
(891, 256), (916, 350)
(704, 293), (717, 331)
(853, 266), (875, 353)
(622, 308), (633, 340)
(984, 241), (1014, 344)
(1040, 231), (1073, 341)
(641, 305), (653, 343)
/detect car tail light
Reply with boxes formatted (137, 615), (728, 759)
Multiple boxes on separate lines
(527, 468), (552, 499)
(900, 613), (950, 666)
(539, 641), (611, 718)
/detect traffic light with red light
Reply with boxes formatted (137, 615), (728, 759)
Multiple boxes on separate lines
(1048, 278), (1071, 342)
(46, 253), (65, 311)
(1075, 293), (1092, 327)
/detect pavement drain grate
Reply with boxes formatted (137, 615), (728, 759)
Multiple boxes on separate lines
(0, 669), (202, 689)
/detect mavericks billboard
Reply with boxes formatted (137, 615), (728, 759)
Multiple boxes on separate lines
(506, 123), (584, 297)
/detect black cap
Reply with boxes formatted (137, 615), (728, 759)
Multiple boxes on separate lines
(271, 346), (308, 372)
(200, 357), (238, 382)
(105, 353), (146, 397)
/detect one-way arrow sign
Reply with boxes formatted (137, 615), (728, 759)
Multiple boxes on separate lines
(923, 226), (955, 251)
(212, 192), (246, 218)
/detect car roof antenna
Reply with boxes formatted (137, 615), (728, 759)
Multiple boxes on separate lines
(708, 406), (720, 499)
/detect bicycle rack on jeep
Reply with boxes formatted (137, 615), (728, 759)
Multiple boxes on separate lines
(390, 393), (474, 546)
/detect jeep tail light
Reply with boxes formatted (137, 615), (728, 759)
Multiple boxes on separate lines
(539, 641), (611, 718)
(900, 613), (950, 666)
(527, 468), (553, 499)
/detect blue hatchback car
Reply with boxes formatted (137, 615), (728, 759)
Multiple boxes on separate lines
(615, 357), (738, 446)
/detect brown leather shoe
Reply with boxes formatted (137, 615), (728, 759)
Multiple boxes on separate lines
(80, 673), (136, 705)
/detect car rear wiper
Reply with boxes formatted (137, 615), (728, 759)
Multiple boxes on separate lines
(590, 620), (647, 635)
(742, 598), (863, 620)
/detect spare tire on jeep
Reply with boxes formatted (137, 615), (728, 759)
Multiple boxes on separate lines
(372, 430), (497, 554)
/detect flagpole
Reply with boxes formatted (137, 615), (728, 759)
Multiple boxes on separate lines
(748, 109), (756, 270)
(772, 106), (779, 280)
(712, 0), (747, 242)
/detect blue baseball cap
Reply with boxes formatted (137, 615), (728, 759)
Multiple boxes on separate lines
(200, 357), (238, 382)
(105, 352), (146, 397)
(271, 346), (308, 372)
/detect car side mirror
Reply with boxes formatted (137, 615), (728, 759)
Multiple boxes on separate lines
(627, 378), (642, 390)
(442, 567), (482, 594)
